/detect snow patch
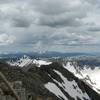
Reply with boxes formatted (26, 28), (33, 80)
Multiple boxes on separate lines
(45, 82), (68, 100)
(33, 59), (52, 67)
(63, 62), (83, 78)
(53, 70), (90, 100)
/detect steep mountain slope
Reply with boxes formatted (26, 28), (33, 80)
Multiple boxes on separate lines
(63, 61), (100, 94)
(39, 63), (90, 100)
(0, 61), (100, 100)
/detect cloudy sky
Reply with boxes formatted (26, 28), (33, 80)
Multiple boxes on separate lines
(0, 0), (100, 53)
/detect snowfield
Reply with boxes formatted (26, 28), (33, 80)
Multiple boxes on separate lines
(63, 61), (100, 94)
(45, 82), (68, 100)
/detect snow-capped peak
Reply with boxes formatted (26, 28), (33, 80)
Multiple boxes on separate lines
(7, 55), (52, 67)
(7, 55), (32, 67)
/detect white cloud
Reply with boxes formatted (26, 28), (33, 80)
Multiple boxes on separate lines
(0, 34), (16, 45)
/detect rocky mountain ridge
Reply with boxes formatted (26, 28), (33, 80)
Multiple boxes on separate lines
(0, 57), (100, 100)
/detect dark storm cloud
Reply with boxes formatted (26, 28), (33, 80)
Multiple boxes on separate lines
(31, 0), (68, 15)
(12, 17), (31, 27)
(31, 0), (87, 27)
(37, 14), (82, 27)
(88, 26), (100, 32)
(0, 0), (10, 4)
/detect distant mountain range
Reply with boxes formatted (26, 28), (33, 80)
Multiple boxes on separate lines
(0, 51), (98, 59)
